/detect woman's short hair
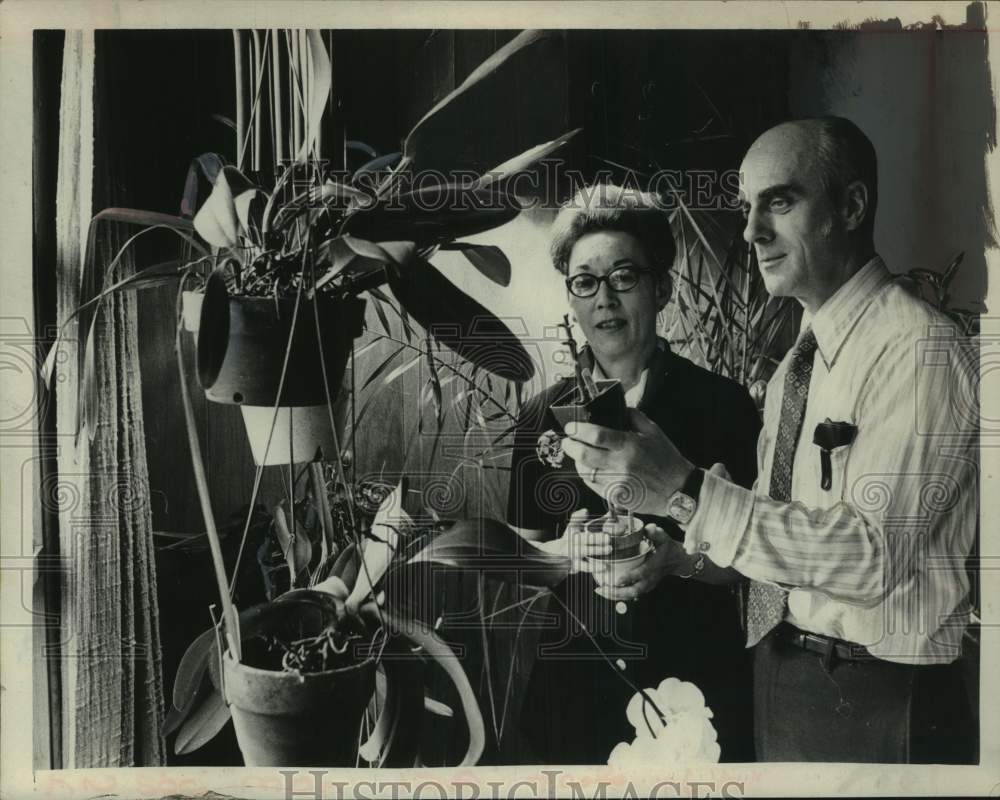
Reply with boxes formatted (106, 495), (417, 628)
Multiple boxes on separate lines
(549, 184), (676, 291)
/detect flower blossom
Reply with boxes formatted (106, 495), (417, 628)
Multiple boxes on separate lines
(607, 677), (721, 766)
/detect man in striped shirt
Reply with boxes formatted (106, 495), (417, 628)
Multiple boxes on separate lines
(562, 117), (978, 762)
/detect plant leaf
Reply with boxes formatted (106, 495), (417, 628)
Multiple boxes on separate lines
(180, 153), (226, 218)
(480, 127), (582, 185)
(403, 31), (565, 176)
(171, 625), (219, 716)
(385, 257), (534, 382)
(297, 30), (332, 161)
(346, 482), (406, 613)
(353, 151), (402, 182)
(408, 518), (570, 588)
(346, 140), (378, 159)
(340, 183), (520, 246)
(360, 345), (406, 392)
(439, 242), (511, 287)
(380, 351), (423, 387)
(193, 166), (256, 248)
(173, 690), (231, 755)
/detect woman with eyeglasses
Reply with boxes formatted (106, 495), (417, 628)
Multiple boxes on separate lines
(506, 184), (761, 764)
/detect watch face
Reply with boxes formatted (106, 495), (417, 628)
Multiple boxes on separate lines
(668, 492), (697, 524)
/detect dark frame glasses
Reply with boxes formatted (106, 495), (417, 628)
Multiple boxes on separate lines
(564, 265), (653, 298)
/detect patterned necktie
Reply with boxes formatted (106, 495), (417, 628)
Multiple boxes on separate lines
(746, 327), (818, 647)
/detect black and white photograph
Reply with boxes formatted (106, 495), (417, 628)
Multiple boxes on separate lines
(1, 1), (997, 797)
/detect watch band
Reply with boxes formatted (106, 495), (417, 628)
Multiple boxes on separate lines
(680, 466), (705, 501)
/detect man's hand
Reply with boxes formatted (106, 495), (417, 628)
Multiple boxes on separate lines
(533, 508), (611, 573)
(592, 524), (694, 600)
(562, 409), (693, 516)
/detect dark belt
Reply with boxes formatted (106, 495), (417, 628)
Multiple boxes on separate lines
(775, 622), (874, 661)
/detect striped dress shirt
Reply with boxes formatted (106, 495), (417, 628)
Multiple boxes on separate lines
(683, 257), (979, 664)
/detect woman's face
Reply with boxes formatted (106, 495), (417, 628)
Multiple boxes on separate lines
(566, 230), (668, 368)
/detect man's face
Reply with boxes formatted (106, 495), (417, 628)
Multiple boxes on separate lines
(739, 125), (848, 311)
(566, 230), (666, 367)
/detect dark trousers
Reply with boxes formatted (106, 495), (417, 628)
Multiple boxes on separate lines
(753, 626), (976, 763)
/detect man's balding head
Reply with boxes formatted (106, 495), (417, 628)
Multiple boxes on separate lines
(747, 117), (878, 242)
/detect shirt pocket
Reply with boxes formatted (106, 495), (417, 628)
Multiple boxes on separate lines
(810, 423), (857, 499)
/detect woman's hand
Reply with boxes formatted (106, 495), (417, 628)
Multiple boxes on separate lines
(533, 509), (611, 573)
(592, 524), (696, 599)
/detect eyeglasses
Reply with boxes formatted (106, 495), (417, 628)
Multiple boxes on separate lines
(565, 265), (652, 298)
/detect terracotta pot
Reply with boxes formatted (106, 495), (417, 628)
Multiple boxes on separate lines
(222, 649), (376, 767)
(239, 404), (337, 465)
(197, 271), (366, 406)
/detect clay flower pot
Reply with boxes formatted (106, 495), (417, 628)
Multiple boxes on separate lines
(222, 649), (376, 767)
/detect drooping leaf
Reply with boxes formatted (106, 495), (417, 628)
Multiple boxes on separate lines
(385, 257), (534, 383)
(438, 242), (511, 286)
(170, 625), (219, 717)
(314, 237), (415, 291)
(369, 294), (393, 338)
(360, 345), (406, 392)
(379, 351), (424, 387)
(408, 518), (570, 588)
(173, 690), (231, 755)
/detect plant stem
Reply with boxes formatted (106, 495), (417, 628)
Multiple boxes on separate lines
(547, 591), (666, 734)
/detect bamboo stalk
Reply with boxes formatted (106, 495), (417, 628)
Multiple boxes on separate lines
(233, 30), (245, 171)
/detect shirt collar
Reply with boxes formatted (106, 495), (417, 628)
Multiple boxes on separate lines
(801, 256), (892, 369)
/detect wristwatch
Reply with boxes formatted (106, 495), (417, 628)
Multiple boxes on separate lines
(665, 467), (704, 525)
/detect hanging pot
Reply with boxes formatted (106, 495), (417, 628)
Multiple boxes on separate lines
(239, 404), (339, 465)
(196, 271), (366, 406)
